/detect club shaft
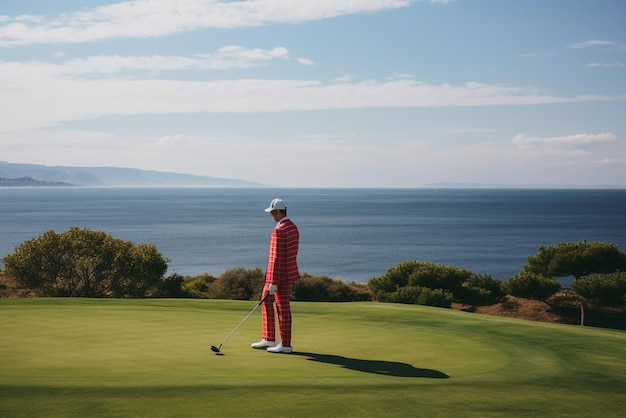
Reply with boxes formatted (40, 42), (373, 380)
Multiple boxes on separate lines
(218, 294), (269, 347)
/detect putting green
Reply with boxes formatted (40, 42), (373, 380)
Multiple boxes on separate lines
(1, 298), (625, 417)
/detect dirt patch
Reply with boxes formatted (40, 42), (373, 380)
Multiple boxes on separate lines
(453, 296), (567, 323)
(453, 295), (626, 330)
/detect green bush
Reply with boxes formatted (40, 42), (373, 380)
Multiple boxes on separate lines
(459, 274), (505, 305)
(292, 273), (374, 302)
(503, 273), (562, 301)
(385, 285), (453, 307)
(154, 274), (190, 298)
(182, 270), (261, 300)
(369, 261), (466, 295)
(344, 281), (375, 301)
(211, 267), (264, 300)
(368, 260), (500, 306)
(179, 271), (373, 302)
(181, 274), (215, 297)
(523, 241), (626, 279)
(571, 272), (626, 307)
(2, 227), (169, 298)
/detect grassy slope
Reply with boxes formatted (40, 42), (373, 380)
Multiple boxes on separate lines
(1, 298), (625, 417)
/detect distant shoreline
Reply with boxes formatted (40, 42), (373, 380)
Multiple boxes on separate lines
(0, 161), (264, 187)
(0, 177), (76, 187)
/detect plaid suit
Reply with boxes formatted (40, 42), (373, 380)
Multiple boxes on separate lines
(261, 218), (299, 346)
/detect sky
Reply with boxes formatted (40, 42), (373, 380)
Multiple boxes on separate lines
(1, 0), (625, 188)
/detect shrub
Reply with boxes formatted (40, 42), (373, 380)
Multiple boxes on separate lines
(369, 261), (466, 294)
(571, 272), (626, 307)
(385, 285), (453, 307)
(154, 274), (190, 298)
(368, 260), (499, 306)
(292, 273), (374, 302)
(523, 240), (626, 279)
(211, 267), (264, 300)
(344, 281), (375, 301)
(180, 271), (373, 302)
(459, 274), (505, 305)
(182, 274), (215, 297)
(2, 227), (168, 298)
(503, 273), (561, 301)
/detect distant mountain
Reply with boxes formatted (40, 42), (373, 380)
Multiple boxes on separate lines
(0, 176), (75, 187)
(0, 161), (265, 187)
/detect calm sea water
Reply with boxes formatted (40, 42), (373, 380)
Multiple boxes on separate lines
(1, 187), (625, 282)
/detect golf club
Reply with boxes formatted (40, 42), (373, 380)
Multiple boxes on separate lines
(211, 293), (270, 354)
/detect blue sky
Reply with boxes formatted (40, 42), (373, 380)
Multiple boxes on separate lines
(1, 0), (625, 187)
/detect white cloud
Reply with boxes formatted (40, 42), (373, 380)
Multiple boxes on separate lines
(216, 45), (289, 60)
(513, 133), (617, 148)
(15, 14), (45, 23)
(587, 62), (626, 68)
(569, 39), (626, 51)
(333, 74), (353, 83)
(513, 135), (541, 146)
(296, 57), (315, 66)
(544, 133), (616, 145)
(511, 133), (623, 165)
(387, 72), (414, 80)
(58, 47), (292, 75)
(594, 158), (626, 165)
(1, 57), (622, 131)
(0, 0), (412, 47)
(21, 45), (313, 77)
(569, 40), (616, 49)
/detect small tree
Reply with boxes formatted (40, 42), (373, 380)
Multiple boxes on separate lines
(519, 241), (626, 320)
(385, 285), (453, 307)
(459, 274), (505, 305)
(522, 240), (626, 279)
(154, 273), (190, 298)
(182, 274), (215, 298)
(368, 261), (468, 298)
(292, 273), (374, 302)
(571, 272), (626, 307)
(2, 227), (169, 297)
(368, 260), (501, 306)
(211, 267), (264, 300)
(503, 272), (562, 301)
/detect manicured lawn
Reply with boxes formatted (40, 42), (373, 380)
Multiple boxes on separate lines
(1, 298), (625, 417)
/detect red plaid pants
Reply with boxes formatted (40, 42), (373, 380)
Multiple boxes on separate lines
(261, 282), (293, 346)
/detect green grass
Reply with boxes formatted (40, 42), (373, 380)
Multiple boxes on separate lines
(1, 298), (625, 417)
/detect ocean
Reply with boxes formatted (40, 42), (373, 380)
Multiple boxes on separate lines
(1, 187), (625, 283)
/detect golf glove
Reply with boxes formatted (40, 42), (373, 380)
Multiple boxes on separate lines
(269, 284), (278, 295)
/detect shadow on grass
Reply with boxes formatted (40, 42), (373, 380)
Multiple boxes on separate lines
(294, 352), (449, 378)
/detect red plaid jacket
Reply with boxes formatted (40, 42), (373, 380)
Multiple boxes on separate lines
(265, 218), (300, 285)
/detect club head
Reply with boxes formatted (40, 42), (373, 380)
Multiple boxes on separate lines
(210, 345), (221, 353)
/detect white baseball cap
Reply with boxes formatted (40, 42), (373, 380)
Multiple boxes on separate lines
(264, 198), (287, 212)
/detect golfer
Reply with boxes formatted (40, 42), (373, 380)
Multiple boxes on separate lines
(252, 198), (300, 354)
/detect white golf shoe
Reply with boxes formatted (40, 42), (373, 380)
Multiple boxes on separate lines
(267, 343), (292, 354)
(251, 339), (277, 349)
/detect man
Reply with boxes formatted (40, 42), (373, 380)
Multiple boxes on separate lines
(252, 198), (300, 354)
